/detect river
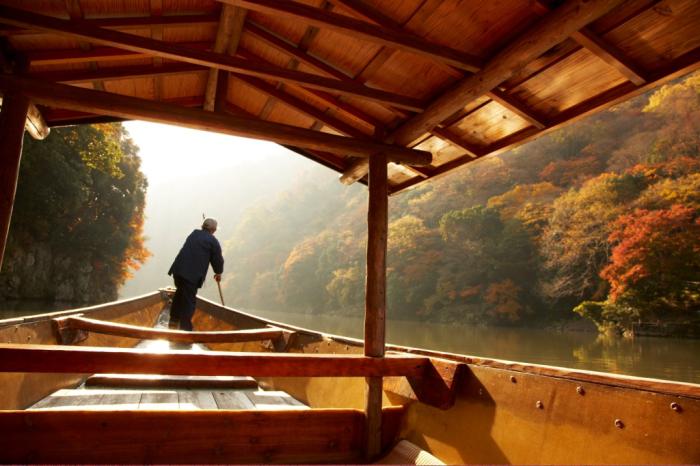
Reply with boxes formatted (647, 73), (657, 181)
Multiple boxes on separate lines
(2, 301), (699, 385)
(250, 308), (700, 385)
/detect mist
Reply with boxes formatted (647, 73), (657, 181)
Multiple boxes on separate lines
(118, 121), (332, 303)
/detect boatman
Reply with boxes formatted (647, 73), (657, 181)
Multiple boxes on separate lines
(168, 218), (224, 331)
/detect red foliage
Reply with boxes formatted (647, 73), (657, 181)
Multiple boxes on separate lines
(601, 205), (700, 302)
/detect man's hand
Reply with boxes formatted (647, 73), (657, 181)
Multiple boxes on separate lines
(214, 274), (222, 282)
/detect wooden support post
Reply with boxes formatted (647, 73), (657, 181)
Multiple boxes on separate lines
(0, 91), (29, 271)
(364, 152), (388, 459)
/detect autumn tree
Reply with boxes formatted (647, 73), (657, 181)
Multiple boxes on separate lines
(602, 205), (700, 318)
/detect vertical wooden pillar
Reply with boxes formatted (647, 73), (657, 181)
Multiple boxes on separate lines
(364, 152), (388, 459)
(0, 92), (30, 271)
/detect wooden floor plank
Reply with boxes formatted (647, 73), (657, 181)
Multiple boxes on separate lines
(213, 390), (255, 409)
(244, 390), (308, 410)
(138, 390), (179, 410)
(178, 390), (218, 410)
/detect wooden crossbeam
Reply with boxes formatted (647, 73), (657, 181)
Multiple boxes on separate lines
(236, 47), (383, 132)
(28, 63), (205, 84)
(390, 0), (626, 146)
(220, 0), (482, 72)
(0, 409), (404, 464)
(0, 344), (429, 377)
(339, 0), (626, 185)
(487, 90), (547, 129)
(203, 5), (246, 111)
(0, 14), (219, 36)
(0, 74), (431, 165)
(235, 73), (371, 138)
(571, 29), (647, 85)
(388, 47), (700, 195)
(430, 127), (482, 158)
(53, 315), (286, 344)
(0, 5), (423, 112)
(531, 0), (647, 86)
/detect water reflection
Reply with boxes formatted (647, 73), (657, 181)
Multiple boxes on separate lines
(251, 309), (700, 384)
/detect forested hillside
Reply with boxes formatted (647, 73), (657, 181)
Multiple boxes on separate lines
(0, 124), (149, 303)
(223, 72), (700, 335)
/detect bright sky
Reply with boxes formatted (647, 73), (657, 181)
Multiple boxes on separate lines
(123, 121), (295, 185)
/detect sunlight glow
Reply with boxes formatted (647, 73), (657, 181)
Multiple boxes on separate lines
(123, 121), (296, 186)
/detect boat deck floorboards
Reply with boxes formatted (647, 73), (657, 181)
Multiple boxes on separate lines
(28, 387), (308, 411)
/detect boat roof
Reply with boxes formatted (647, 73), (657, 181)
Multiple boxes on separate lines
(0, 0), (698, 194)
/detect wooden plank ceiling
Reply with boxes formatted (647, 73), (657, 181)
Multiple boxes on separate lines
(0, 0), (699, 194)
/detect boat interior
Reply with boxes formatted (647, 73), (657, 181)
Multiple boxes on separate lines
(0, 0), (699, 463)
(0, 291), (698, 464)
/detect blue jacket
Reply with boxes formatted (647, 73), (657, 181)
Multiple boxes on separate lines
(168, 229), (224, 288)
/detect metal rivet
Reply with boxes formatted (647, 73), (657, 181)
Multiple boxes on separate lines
(614, 419), (624, 429)
(576, 386), (585, 395)
(536, 400), (544, 409)
(670, 402), (682, 412)
(510, 376), (517, 383)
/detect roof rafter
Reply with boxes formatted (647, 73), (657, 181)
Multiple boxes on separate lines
(340, 0), (628, 185)
(204, 5), (247, 111)
(245, 21), (395, 128)
(389, 45), (700, 195)
(532, 0), (648, 86)
(0, 5), (424, 112)
(219, 0), (482, 72)
(234, 73), (371, 138)
(0, 74), (431, 165)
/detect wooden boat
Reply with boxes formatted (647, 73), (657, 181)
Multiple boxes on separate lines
(0, 291), (698, 464)
(1, 0), (700, 463)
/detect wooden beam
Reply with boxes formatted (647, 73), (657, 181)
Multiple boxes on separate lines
(0, 92), (29, 271)
(0, 5), (424, 111)
(220, 0), (482, 72)
(53, 315), (286, 344)
(389, 47), (700, 196)
(0, 14), (219, 36)
(27, 62), (205, 84)
(430, 127), (482, 158)
(0, 344), (428, 377)
(204, 5), (246, 111)
(340, 0), (627, 185)
(531, 0), (648, 86)
(390, 0), (626, 146)
(0, 74), (432, 165)
(24, 102), (50, 139)
(571, 29), (647, 85)
(236, 47), (383, 131)
(364, 152), (388, 459)
(487, 89), (547, 129)
(235, 73), (370, 138)
(0, 409), (399, 464)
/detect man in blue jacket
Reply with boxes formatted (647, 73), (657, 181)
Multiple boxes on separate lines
(168, 218), (224, 331)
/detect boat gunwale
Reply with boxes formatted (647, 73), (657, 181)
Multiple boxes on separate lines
(0, 290), (164, 328)
(195, 296), (700, 400)
(3, 291), (699, 400)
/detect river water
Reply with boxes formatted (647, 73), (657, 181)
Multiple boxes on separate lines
(250, 308), (700, 385)
(2, 301), (699, 385)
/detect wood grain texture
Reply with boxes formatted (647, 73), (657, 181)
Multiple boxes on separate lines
(0, 409), (376, 463)
(0, 5), (426, 111)
(0, 74), (431, 165)
(54, 315), (285, 343)
(0, 343), (429, 377)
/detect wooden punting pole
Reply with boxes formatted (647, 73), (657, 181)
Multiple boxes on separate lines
(0, 90), (29, 271)
(364, 152), (388, 459)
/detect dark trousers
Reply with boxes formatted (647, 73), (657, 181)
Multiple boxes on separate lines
(171, 275), (198, 331)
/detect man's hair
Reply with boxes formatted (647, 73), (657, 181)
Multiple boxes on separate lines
(202, 218), (218, 232)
